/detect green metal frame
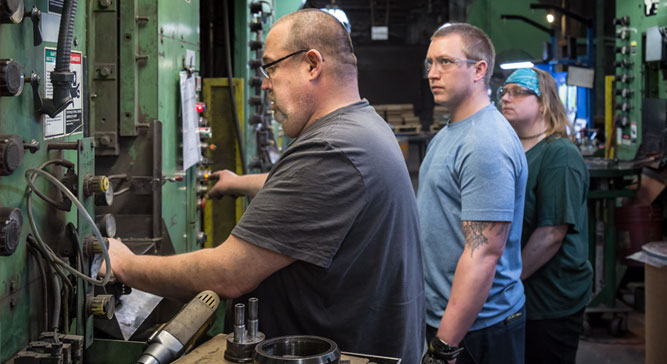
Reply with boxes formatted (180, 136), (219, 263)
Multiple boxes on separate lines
(614, 2), (667, 160)
(232, 0), (302, 171)
(587, 167), (641, 309)
(1, 0), (89, 360)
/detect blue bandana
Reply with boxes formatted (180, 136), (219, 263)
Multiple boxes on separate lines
(504, 68), (541, 97)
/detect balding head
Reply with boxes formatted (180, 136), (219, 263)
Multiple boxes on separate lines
(274, 9), (357, 81)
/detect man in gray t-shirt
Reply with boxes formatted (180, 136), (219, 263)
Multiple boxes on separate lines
(232, 99), (424, 362)
(100, 9), (424, 362)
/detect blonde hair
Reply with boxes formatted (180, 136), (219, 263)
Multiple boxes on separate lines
(534, 68), (571, 138)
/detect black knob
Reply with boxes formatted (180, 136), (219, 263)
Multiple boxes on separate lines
(248, 59), (262, 70)
(249, 2), (263, 14)
(613, 16), (630, 26)
(616, 74), (634, 83)
(615, 102), (632, 112)
(615, 88), (634, 98)
(614, 59), (633, 68)
(249, 40), (263, 51)
(0, 134), (25, 176)
(248, 77), (263, 88)
(249, 21), (262, 32)
(249, 96), (263, 106)
(615, 46), (629, 55)
(248, 114), (262, 125)
(1, 59), (25, 96)
(0, 0), (25, 24)
(1, 207), (23, 256)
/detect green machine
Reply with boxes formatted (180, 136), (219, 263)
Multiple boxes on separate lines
(614, 0), (667, 161)
(1, 0), (210, 362)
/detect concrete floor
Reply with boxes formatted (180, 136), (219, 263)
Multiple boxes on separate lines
(577, 311), (645, 364)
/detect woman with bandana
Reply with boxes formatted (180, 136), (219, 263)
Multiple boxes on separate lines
(499, 68), (593, 364)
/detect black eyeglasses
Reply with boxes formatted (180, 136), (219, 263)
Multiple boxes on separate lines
(497, 86), (538, 99)
(259, 49), (309, 79)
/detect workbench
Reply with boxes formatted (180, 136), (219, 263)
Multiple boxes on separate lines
(174, 334), (400, 364)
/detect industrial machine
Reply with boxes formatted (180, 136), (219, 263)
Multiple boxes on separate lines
(612, 1), (667, 162)
(0, 0), (214, 362)
(0, 0), (310, 361)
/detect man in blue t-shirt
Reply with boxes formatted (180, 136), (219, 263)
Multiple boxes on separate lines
(419, 23), (528, 364)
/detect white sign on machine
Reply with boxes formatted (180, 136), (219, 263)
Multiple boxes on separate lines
(43, 47), (83, 139)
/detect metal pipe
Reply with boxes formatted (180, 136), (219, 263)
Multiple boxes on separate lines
(233, 303), (246, 343)
(152, 121), (162, 240)
(499, 14), (555, 36)
(248, 298), (258, 338)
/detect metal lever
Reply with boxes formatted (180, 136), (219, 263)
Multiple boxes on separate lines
(24, 6), (42, 46)
(23, 139), (40, 153)
(26, 72), (42, 112)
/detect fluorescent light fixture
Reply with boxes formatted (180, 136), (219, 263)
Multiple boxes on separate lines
(500, 61), (535, 70)
(546, 13), (555, 23)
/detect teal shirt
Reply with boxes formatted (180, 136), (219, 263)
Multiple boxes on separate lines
(522, 137), (593, 320)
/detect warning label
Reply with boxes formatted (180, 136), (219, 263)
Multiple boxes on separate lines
(49, 0), (64, 14)
(44, 48), (83, 139)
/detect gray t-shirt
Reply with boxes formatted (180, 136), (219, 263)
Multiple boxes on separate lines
(231, 100), (425, 362)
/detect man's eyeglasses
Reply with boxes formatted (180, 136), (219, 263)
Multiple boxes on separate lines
(497, 86), (539, 99)
(259, 49), (309, 79)
(424, 57), (479, 73)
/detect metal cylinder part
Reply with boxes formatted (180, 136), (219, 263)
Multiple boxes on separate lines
(234, 303), (246, 344)
(248, 298), (258, 339)
(254, 336), (340, 364)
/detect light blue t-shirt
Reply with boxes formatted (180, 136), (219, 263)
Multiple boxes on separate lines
(418, 104), (527, 330)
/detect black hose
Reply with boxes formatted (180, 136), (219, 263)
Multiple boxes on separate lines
(222, 0), (248, 175)
(27, 243), (49, 331)
(55, 0), (78, 72)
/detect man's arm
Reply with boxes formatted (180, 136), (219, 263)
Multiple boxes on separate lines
(208, 170), (269, 199)
(99, 234), (295, 301)
(520, 225), (568, 280)
(436, 221), (510, 347)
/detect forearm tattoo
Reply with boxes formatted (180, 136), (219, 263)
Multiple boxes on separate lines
(462, 221), (510, 257)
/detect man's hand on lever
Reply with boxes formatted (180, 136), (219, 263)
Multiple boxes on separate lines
(207, 170), (269, 199)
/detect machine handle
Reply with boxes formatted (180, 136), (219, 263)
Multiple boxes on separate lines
(24, 5), (42, 46)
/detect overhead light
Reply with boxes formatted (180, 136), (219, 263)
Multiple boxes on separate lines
(546, 13), (555, 23)
(500, 61), (535, 70)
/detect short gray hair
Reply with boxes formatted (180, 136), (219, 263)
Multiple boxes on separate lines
(275, 9), (357, 79)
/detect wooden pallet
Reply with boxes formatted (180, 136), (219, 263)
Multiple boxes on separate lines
(391, 123), (422, 134)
